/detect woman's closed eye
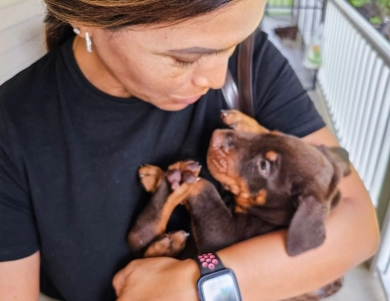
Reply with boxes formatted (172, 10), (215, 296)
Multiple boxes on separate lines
(174, 58), (201, 67)
(173, 51), (222, 68)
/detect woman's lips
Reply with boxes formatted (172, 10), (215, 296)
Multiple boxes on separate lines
(172, 95), (202, 104)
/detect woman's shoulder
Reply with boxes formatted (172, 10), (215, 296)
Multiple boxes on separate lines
(0, 46), (67, 131)
(0, 47), (62, 112)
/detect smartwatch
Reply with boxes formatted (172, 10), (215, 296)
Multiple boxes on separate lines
(195, 252), (242, 301)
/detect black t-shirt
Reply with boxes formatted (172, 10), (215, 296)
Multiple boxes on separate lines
(0, 31), (325, 301)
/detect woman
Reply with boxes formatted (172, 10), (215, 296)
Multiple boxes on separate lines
(0, 0), (379, 300)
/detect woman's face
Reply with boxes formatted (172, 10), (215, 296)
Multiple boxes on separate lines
(76, 0), (266, 111)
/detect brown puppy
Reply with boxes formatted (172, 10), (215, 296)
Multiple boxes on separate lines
(128, 110), (350, 300)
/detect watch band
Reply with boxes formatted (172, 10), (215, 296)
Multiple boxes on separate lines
(196, 252), (226, 276)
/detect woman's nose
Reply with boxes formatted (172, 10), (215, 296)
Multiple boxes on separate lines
(192, 61), (228, 90)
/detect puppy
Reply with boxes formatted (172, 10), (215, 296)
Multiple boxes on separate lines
(128, 110), (350, 300)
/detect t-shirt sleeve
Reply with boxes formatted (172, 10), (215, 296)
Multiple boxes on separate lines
(251, 31), (325, 137)
(0, 104), (40, 261)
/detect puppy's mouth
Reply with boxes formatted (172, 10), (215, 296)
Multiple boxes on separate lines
(207, 131), (231, 177)
(207, 130), (238, 184)
(208, 154), (228, 174)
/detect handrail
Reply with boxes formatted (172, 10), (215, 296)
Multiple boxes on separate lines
(330, 0), (390, 66)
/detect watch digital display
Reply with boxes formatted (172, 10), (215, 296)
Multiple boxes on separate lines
(198, 269), (241, 301)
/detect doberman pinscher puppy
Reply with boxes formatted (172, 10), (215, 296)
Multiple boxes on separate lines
(128, 110), (350, 300)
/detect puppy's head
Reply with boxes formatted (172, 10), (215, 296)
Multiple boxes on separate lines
(207, 129), (350, 256)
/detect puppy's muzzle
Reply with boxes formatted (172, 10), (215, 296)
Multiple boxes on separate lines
(210, 130), (235, 152)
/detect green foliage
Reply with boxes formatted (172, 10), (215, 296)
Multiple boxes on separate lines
(265, 0), (294, 16)
(349, 0), (370, 7)
(267, 0), (293, 6)
(369, 16), (383, 24)
(377, 0), (390, 15)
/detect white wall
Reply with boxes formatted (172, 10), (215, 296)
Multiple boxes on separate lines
(0, 0), (46, 85)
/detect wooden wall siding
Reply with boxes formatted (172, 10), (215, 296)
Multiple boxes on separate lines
(0, 0), (46, 85)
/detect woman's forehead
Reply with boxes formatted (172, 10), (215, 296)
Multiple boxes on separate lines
(117, 0), (265, 50)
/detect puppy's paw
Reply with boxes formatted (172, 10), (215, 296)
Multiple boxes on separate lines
(220, 109), (268, 134)
(166, 160), (201, 191)
(138, 165), (164, 192)
(162, 160), (204, 208)
(144, 230), (189, 257)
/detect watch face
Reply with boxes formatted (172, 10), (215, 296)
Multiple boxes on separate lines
(198, 270), (241, 301)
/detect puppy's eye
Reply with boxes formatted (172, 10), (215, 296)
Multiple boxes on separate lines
(258, 159), (271, 178)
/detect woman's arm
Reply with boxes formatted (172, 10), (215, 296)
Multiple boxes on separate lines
(113, 126), (379, 301)
(0, 251), (40, 301)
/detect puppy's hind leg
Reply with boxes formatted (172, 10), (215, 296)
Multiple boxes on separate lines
(138, 165), (164, 192)
(128, 166), (172, 252)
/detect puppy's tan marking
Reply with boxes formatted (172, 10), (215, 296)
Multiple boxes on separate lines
(144, 231), (189, 258)
(255, 189), (267, 205)
(139, 165), (164, 192)
(155, 182), (196, 235)
(234, 204), (247, 214)
(265, 151), (278, 162)
(221, 109), (268, 134)
(269, 131), (281, 136)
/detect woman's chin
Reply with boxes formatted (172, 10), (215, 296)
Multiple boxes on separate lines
(164, 104), (190, 111)
(152, 102), (191, 111)
(146, 95), (203, 111)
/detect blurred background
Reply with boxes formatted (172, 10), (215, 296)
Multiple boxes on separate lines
(260, 0), (390, 298)
(1, 0), (389, 300)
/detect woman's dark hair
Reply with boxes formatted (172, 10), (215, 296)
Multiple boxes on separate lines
(44, 0), (238, 51)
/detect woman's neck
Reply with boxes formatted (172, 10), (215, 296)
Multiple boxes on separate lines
(72, 36), (132, 98)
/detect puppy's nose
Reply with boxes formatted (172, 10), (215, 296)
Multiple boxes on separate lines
(210, 130), (226, 147)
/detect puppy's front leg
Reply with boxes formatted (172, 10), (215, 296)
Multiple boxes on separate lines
(221, 109), (268, 134)
(128, 161), (201, 256)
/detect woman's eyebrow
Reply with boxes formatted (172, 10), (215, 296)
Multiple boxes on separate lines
(168, 47), (226, 55)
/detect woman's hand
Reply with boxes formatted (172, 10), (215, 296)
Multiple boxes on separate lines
(113, 257), (200, 301)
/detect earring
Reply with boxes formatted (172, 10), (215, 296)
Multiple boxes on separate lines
(73, 28), (81, 35)
(85, 32), (92, 53)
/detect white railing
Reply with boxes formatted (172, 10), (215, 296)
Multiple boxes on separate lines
(318, 0), (390, 208)
(293, 0), (324, 46)
(317, 0), (390, 297)
(266, 0), (324, 47)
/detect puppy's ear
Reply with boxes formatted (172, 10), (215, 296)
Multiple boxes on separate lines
(318, 146), (351, 177)
(287, 195), (328, 256)
(328, 147), (351, 176)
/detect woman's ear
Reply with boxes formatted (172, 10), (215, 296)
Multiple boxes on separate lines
(69, 23), (95, 38)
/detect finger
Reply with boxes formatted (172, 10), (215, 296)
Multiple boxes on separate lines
(112, 272), (125, 296)
(112, 265), (135, 296)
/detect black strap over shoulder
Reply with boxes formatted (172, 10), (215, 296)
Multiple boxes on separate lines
(221, 32), (255, 117)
